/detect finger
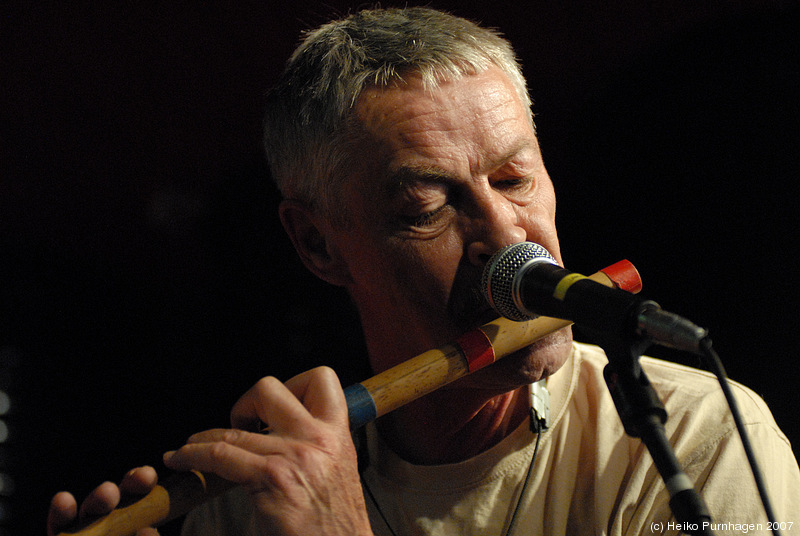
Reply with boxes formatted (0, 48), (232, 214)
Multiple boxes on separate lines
(183, 428), (278, 456)
(163, 441), (275, 486)
(78, 481), (121, 519)
(136, 528), (160, 536)
(284, 366), (347, 426)
(119, 466), (158, 496)
(230, 367), (346, 433)
(47, 492), (77, 536)
(230, 375), (314, 435)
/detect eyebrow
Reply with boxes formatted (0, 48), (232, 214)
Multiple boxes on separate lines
(488, 139), (539, 170)
(388, 165), (458, 189)
(385, 140), (538, 194)
(379, 165), (456, 202)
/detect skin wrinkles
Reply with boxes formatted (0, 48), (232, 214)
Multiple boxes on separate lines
(392, 95), (527, 177)
(322, 65), (571, 463)
(377, 71), (525, 169)
(345, 67), (564, 362)
(383, 132), (544, 243)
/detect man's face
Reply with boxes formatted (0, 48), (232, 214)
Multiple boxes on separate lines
(328, 65), (572, 390)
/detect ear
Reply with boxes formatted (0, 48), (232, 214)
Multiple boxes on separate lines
(278, 199), (352, 287)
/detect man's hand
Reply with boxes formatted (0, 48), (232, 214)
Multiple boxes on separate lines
(163, 366), (373, 536)
(47, 466), (160, 536)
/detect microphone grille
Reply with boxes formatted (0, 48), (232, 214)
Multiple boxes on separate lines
(481, 242), (557, 321)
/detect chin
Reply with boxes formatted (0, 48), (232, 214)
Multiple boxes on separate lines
(448, 327), (574, 393)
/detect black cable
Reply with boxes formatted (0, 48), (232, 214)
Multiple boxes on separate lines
(699, 337), (782, 536)
(361, 469), (399, 536)
(503, 409), (544, 536)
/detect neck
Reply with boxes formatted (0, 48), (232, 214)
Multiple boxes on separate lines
(375, 385), (530, 465)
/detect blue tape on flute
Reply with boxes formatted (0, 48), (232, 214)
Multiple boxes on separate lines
(344, 383), (378, 430)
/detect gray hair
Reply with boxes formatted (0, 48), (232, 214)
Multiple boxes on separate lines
(263, 7), (532, 223)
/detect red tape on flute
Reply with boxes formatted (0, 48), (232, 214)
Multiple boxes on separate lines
(601, 259), (642, 294)
(456, 329), (496, 372)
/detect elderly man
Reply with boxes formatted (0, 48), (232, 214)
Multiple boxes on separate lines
(49, 7), (799, 536)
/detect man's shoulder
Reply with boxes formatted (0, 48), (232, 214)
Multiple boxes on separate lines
(572, 341), (785, 440)
(569, 340), (798, 503)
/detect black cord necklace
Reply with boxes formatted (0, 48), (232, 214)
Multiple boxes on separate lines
(360, 383), (549, 536)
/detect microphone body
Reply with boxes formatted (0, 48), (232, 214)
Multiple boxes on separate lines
(482, 242), (708, 354)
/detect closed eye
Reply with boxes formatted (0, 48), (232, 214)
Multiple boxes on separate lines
(491, 176), (536, 201)
(407, 205), (449, 228)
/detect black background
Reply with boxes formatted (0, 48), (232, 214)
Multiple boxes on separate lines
(2, 1), (799, 534)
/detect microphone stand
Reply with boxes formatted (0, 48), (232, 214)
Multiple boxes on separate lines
(594, 324), (714, 536)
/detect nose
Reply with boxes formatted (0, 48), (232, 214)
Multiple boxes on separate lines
(466, 194), (527, 267)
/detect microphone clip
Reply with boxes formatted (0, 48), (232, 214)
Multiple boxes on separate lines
(529, 381), (550, 433)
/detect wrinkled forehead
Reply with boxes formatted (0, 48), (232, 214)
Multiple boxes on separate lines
(353, 65), (523, 117)
(351, 67), (535, 168)
(337, 67), (540, 209)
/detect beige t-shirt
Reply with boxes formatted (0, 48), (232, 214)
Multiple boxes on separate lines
(182, 343), (800, 535)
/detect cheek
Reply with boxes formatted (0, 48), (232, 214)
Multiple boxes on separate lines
(385, 233), (463, 305)
(343, 226), (460, 314)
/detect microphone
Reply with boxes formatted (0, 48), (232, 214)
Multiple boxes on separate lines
(481, 242), (709, 354)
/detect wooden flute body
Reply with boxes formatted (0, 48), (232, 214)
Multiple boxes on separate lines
(57, 260), (641, 536)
